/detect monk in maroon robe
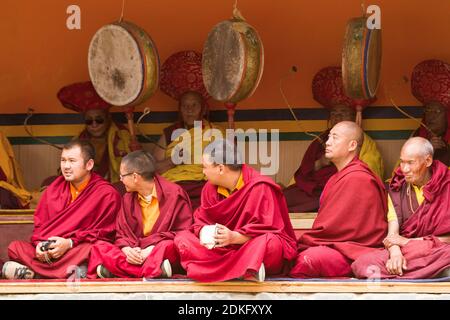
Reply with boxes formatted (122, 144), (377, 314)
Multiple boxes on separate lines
(352, 137), (450, 279)
(87, 151), (193, 279)
(174, 139), (297, 282)
(290, 121), (388, 278)
(2, 140), (120, 279)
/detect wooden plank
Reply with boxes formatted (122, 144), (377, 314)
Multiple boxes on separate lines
(0, 280), (448, 294)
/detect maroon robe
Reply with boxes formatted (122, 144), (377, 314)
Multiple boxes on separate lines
(87, 175), (193, 278)
(174, 165), (297, 282)
(8, 173), (120, 279)
(352, 160), (450, 279)
(290, 157), (388, 278)
(283, 130), (336, 212)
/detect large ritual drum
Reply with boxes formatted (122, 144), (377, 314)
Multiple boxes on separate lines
(202, 18), (264, 104)
(342, 17), (381, 100)
(88, 21), (160, 107)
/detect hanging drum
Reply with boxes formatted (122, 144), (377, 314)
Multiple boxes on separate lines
(342, 17), (381, 100)
(88, 21), (160, 107)
(202, 13), (264, 128)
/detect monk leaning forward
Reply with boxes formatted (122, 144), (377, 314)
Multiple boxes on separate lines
(87, 151), (193, 279)
(352, 137), (450, 279)
(174, 139), (297, 282)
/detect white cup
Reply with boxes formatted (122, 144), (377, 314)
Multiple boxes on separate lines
(200, 224), (218, 249)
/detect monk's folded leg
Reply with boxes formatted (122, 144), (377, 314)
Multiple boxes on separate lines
(289, 246), (352, 278)
(141, 240), (181, 278)
(351, 249), (390, 279)
(260, 233), (284, 275)
(88, 241), (142, 278)
(9, 240), (91, 279)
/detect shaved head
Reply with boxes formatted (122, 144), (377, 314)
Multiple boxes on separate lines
(325, 121), (364, 170)
(401, 137), (434, 158)
(333, 121), (364, 151)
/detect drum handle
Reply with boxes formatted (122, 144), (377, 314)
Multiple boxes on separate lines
(225, 102), (236, 130)
(124, 106), (142, 151)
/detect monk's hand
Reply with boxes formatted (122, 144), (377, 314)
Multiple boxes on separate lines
(140, 245), (155, 261)
(383, 234), (410, 248)
(47, 236), (71, 260)
(214, 224), (251, 247)
(386, 245), (407, 276)
(430, 136), (446, 150)
(35, 243), (47, 262)
(122, 247), (144, 265)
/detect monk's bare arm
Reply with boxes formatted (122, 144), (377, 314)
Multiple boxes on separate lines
(153, 135), (175, 174)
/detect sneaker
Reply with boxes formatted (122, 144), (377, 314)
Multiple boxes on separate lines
(241, 263), (265, 282)
(160, 259), (172, 278)
(2, 261), (35, 280)
(96, 265), (116, 279)
(437, 267), (450, 278)
(255, 263), (265, 282)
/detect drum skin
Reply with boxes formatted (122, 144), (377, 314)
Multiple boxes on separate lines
(342, 17), (381, 100)
(202, 18), (264, 104)
(88, 21), (159, 107)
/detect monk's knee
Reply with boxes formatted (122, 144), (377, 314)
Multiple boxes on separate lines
(351, 253), (386, 279)
(7, 240), (29, 260)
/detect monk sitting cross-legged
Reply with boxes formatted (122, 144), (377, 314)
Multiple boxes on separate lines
(87, 151), (193, 279)
(352, 137), (450, 279)
(2, 140), (121, 280)
(174, 139), (297, 282)
(289, 121), (388, 278)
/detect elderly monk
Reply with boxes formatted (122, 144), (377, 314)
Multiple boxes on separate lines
(352, 137), (450, 279)
(55, 81), (131, 183)
(410, 60), (450, 166)
(174, 139), (297, 282)
(87, 150), (193, 279)
(154, 51), (222, 210)
(2, 140), (121, 279)
(283, 67), (384, 212)
(0, 131), (32, 209)
(289, 121), (387, 278)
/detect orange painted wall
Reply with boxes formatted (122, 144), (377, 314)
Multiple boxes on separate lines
(0, 0), (449, 114)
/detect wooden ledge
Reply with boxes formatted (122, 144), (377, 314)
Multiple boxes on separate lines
(0, 280), (448, 294)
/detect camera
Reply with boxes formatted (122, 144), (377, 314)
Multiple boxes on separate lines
(40, 240), (56, 252)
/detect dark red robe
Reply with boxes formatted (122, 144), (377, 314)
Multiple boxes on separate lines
(352, 160), (450, 279)
(87, 175), (193, 278)
(290, 157), (388, 278)
(174, 165), (297, 282)
(283, 131), (336, 212)
(8, 173), (120, 279)
(414, 127), (450, 166)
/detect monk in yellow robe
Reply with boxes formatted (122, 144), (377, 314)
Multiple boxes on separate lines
(0, 131), (31, 209)
(154, 50), (222, 209)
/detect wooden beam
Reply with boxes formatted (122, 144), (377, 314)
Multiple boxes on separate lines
(0, 280), (448, 294)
